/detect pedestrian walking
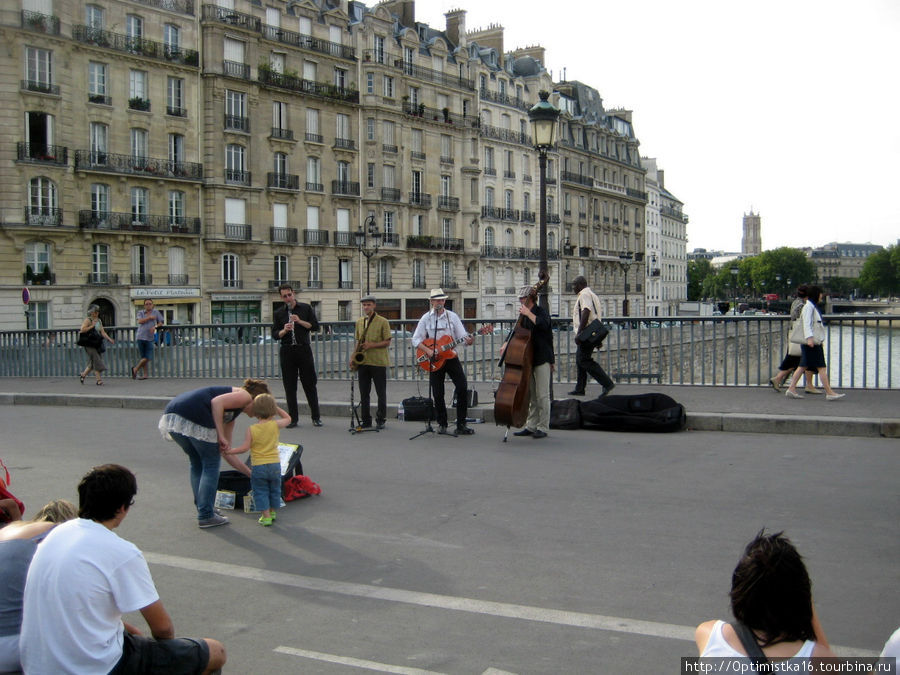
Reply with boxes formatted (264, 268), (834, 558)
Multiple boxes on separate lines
(78, 305), (114, 386)
(131, 299), (164, 380)
(569, 276), (615, 397)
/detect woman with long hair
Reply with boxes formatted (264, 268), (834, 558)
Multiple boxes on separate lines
(784, 286), (845, 400)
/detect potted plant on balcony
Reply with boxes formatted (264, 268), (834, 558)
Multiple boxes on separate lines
(25, 13), (46, 32)
(442, 107), (451, 123)
(25, 265), (34, 285)
(258, 60), (274, 80)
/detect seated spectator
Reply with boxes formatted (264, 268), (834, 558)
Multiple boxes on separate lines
(20, 464), (227, 674)
(0, 499), (77, 672)
(695, 530), (836, 662)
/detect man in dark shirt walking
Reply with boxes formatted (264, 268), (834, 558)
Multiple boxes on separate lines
(503, 285), (555, 439)
(272, 284), (322, 427)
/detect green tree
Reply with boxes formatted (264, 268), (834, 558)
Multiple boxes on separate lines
(753, 248), (816, 296)
(686, 258), (713, 300)
(858, 245), (899, 296)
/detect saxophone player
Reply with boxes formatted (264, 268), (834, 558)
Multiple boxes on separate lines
(351, 295), (392, 430)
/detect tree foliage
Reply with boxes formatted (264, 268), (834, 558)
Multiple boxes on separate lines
(686, 259), (712, 300)
(858, 245), (900, 296)
(689, 248), (817, 301)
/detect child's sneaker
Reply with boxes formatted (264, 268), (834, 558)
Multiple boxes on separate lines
(258, 515), (273, 526)
(269, 510), (277, 521)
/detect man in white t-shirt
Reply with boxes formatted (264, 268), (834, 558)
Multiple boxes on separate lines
(20, 464), (226, 675)
(569, 276), (616, 397)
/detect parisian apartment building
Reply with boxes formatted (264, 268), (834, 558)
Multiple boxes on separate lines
(1, 0), (678, 332)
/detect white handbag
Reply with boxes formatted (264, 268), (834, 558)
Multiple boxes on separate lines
(789, 317), (826, 345)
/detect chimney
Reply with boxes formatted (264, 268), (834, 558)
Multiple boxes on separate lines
(381, 0), (415, 29)
(445, 8), (466, 48)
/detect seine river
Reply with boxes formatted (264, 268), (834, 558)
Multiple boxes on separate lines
(826, 323), (899, 388)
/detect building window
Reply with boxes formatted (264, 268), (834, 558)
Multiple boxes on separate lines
(366, 117), (375, 141)
(412, 259), (425, 288)
(167, 77), (184, 115)
(485, 227), (495, 247)
(28, 177), (57, 224)
(334, 67), (347, 89)
(274, 255), (288, 283)
(308, 256), (320, 287)
(442, 218), (452, 240)
(91, 183), (109, 218)
(441, 260), (453, 286)
(131, 187), (148, 223)
(383, 212), (394, 241)
(272, 101), (288, 132)
(169, 133), (184, 165)
(129, 69), (147, 101)
(306, 156), (321, 190)
(92, 243), (109, 280)
(25, 241), (51, 282)
(132, 244), (149, 282)
(382, 75), (394, 98)
(86, 4), (104, 29)
(168, 190), (185, 225)
(373, 35), (385, 63)
(88, 62), (107, 100)
(130, 128), (148, 160)
(25, 301), (49, 330)
(366, 163), (375, 188)
(376, 259), (391, 288)
(306, 108), (319, 140)
(163, 24), (180, 50)
(338, 259), (352, 289)
(222, 253), (239, 288)
(336, 113), (351, 142)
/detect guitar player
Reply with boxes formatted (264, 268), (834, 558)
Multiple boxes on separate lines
(411, 289), (475, 436)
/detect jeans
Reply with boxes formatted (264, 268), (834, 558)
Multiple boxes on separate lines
(170, 432), (220, 520)
(251, 462), (282, 512)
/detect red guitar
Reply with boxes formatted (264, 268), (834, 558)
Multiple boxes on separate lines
(416, 325), (494, 372)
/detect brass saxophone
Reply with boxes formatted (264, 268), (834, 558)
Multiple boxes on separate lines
(350, 339), (366, 370)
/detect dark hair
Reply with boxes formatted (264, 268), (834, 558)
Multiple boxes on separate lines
(242, 378), (270, 398)
(795, 285), (808, 298)
(78, 464), (137, 521)
(806, 285), (822, 305)
(277, 283), (294, 294)
(730, 530), (815, 646)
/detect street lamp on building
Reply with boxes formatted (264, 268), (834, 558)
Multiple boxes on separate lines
(619, 253), (635, 316)
(730, 265), (739, 313)
(355, 213), (382, 295)
(528, 90), (560, 310)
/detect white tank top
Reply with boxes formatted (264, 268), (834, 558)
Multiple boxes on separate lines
(702, 620), (816, 659)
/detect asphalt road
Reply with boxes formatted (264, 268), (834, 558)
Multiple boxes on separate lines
(2, 405), (897, 673)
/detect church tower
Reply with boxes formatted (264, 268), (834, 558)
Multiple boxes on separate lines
(742, 210), (761, 255)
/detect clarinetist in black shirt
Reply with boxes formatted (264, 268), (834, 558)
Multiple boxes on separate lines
(272, 284), (322, 427)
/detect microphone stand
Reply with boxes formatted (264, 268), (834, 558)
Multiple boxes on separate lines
(409, 308), (440, 440)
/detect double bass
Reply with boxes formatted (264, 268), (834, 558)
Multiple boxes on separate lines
(493, 273), (549, 429)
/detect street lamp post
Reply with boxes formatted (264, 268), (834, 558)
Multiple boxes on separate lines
(775, 273), (782, 299)
(355, 213), (382, 295)
(618, 253), (635, 316)
(730, 266), (739, 314)
(528, 90), (560, 310)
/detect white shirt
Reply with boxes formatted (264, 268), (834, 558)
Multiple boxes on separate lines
(572, 287), (602, 332)
(412, 308), (467, 349)
(20, 518), (159, 675)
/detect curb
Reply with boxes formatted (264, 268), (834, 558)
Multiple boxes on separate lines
(2, 393), (898, 438)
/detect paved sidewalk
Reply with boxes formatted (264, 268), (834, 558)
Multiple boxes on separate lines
(1, 376), (898, 438)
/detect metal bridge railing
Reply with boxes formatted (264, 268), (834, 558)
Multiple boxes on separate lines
(1, 316), (897, 389)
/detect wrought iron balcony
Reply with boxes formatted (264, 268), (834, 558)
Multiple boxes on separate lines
(23, 271), (56, 285)
(381, 188), (401, 202)
(304, 230), (329, 246)
(131, 273), (153, 285)
(269, 227), (298, 244)
(202, 5), (260, 30)
(72, 26), (198, 66)
(307, 280), (323, 289)
(521, 210), (536, 223)
(24, 208), (63, 227)
(271, 127), (294, 140)
(21, 11), (60, 35)
(334, 231), (353, 247)
(393, 60), (474, 90)
(224, 114), (249, 132)
(437, 196), (460, 211)
(268, 279), (300, 290)
(375, 280), (392, 289)
(78, 211), (201, 234)
(484, 167), (496, 176)
(258, 70), (359, 104)
(87, 273), (119, 285)
(333, 138), (356, 151)
(267, 173), (299, 190)
(401, 102), (479, 128)
(339, 280), (354, 289)
(128, 97), (151, 111)
(481, 246), (544, 260)
(561, 171), (593, 187)
(406, 235), (463, 252)
(484, 287), (496, 294)
(131, 0), (194, 15)
(626, 187), (648, 201)
(305, 133), (323, 143)
(442, 280), (459, 289)
(440, 156), (454, 164)
(225, 169), (250, 185)
(222, 279), (243, 289)
(17, 143), (67, 165)
(74, 151), (203, 181)
(478, 87), (531, 112)
(167, 106), (187, 117)
(21, 80), (58, 95)
(382, 144), (398, 154)
(410, 151), (426, 161)
(224, 223), (251, 240)
(168, 274), (189, 285)
(306, 182), (324, 192)
(408, 192), (432, 207)
(259, 24), (356, 60)
(88, 94), (111, 105)
(331, 180), (360, 196)
(504, 171), (516, 179)
(412, 278), (427, 289)
(481, 124), (532, 147)
(223, 60), (250, 79)
(381, 232), (399, 246)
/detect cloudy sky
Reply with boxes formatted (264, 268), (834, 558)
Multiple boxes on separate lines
(418, 0), (900, 252)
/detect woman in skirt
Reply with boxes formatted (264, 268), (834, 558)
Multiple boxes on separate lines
(784, 286), (844, 401)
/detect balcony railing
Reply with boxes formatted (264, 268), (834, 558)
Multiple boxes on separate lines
(224, 114), (249, 132)
(128, 97), (151, 112)
(440, 156), (454, 164)
(268, 279), (300, 290)
(412, 278), (427, 289)
(222, 279), (243, 289)
(382, 232), (399, 247)
(481, 124), (532, 147)
(87, 273), (119, 285)
(437, 196), (460, 211)
(258, 70), (359, 104)
(72, 26), (199, 66)
(410, 151), (426, 161)
(561, 171), (594, 187)
(259, 24), (356, 60)
(304, 230), (329, 246)
(442, 280), (459, 289)
(331, 180), (360, 196)
(305, 133), (323, 143)
(375, 280), (392, 289)
(78, 211), (201, 234)
(225, 169), (250, 185)
(202, 5), (261, 30)
(306, 182), (324, 192)
(626, 187), (648, 201)
(131, 0), (194, 15)
(481, 245), (546, 260)
(307, 280), (323, 289)
(381, 188), (401, 202)
(88, 94), (111, 105)
(267, 173), (299, 190)
(333, 231), (353, 247)
(168, 274), (189, 285)
(224, 223), (251, 240)
(393, 60), (474, 90)
(21, 80), (58, 95)
(521, 210), (536, 223)
(408, 192), (432, 207)
(167, 105), (187, 117)
(270, 227), (298, 244)
(131, 273), (153, 285)
(24, 208), (63, 227)
(16, 143), (67, 165)
(479, 87), (530, 112)
(401, 102), (480, 128)
(223, 60), (250, 79)
(406, 235), (463, 252)
(23, 271), (56, 285)
(382, 144), (398, 153)
(484, 167), (496, 176)
(21, 10), (60, 34)
(339, 280), (354, 289)
(271, 127), (294, 140)
(74, 151), (203, 181)
(333, 138), (356, 151)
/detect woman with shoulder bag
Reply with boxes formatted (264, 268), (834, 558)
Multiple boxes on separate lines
(785, 286), (844, 400)
(78, 305), (115, 385)
(768, 286), (820, 394)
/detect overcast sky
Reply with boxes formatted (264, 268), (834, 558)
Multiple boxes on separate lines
(418, 0), (900, 252)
